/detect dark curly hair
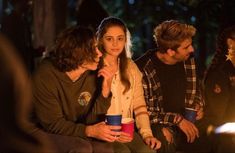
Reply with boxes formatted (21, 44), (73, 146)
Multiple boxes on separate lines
(207, 25), (235, 72)
(50, 26), (97, 72)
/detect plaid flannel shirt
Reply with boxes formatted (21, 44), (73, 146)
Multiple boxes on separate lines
(135, 50), (204, 126)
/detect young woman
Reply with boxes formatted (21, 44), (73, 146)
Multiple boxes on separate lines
(204, 25), (235, 153)
(205, 25), (235, 125)
(97, 16), (161, 153)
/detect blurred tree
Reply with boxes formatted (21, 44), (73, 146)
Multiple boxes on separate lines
(33, 0), (67, 54)
(1, 0), (34, 73)
(189, 0), (222, 78)
(76, 0), (108, 30)
(218, 0), (235, 30)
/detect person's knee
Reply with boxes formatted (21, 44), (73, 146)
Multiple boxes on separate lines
(91, 141), (114, 153)
(151, 126), (177, 153)
(45, 133), (93, 153)
(68, 138), (93, 153)
(126, 133), (155, 153)
(131, 143), (155, 153)
(112, 142), (131, 153)
(158, 142), (176, 153)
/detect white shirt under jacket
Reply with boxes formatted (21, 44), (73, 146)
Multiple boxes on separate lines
(107, 58), (153, 139)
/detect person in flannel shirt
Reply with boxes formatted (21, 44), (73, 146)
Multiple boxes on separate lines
(135, 20), (204, 153)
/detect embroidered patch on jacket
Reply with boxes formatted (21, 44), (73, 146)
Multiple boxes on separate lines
(213, 84), (221, 94)
(77, 92), (91, 106)
(229, 76), (235, 87)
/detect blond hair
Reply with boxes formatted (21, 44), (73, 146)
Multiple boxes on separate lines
(153, 20), (196, 53)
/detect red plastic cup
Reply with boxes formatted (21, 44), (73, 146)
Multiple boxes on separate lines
(121, 118), (134, 138)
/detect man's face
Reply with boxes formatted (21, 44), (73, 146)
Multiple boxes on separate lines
(173, 38), (194, 62)
(81, 46), (102, 71)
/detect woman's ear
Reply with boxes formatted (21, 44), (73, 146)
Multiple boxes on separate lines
(166, 48), (176, 57)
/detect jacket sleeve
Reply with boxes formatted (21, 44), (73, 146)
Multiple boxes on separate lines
(193, 78), (205, 109)
(131, 62), (153, 139)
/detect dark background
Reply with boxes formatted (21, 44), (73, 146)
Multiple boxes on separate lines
(0, 0), (235, 78)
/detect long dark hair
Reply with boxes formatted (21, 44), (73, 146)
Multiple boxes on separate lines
(97, 16), (132, 94)
(207, 25), (235, 73)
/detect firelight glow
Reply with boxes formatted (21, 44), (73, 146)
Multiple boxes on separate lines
(215, 122), (235, 134)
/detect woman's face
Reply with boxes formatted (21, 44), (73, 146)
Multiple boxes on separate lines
(102, 26), (126, 58)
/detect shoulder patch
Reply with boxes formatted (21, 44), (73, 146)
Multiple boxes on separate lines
(77, 92), (91, 106)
